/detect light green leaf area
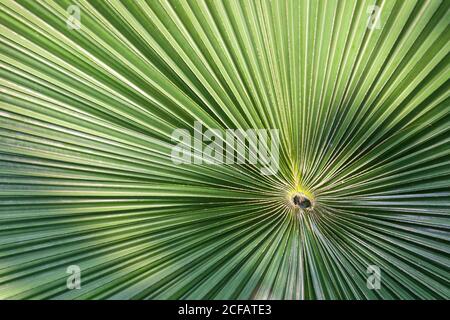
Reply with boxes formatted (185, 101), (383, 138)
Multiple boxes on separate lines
(0, 0), (449, 299)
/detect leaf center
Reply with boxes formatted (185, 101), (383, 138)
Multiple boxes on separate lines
(292, 193), (312, 209)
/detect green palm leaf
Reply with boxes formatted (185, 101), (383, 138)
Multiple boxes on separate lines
(0, 0), (449, 299)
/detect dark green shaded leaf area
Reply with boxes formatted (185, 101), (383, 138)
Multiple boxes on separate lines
(0, 0), (449, 299)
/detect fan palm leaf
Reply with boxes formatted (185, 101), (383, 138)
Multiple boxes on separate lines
(0, 0), (449, 299)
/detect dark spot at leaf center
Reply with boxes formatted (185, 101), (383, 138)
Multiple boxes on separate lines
(293, 194), (311, 209)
